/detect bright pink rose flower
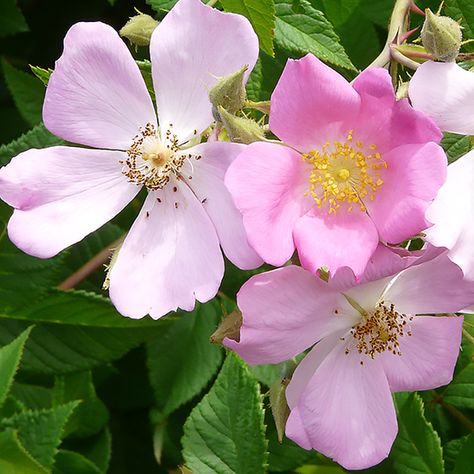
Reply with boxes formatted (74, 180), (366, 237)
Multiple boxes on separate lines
(225, 247), (469, 469)
(225, 54), (447, 277)
(410, 61), (474, 280)
(0, 0), (262, 318)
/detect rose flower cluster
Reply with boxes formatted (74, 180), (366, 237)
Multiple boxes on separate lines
(1, 0), (473, 469)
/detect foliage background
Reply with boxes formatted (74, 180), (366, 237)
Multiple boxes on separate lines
(0, 0), (473, 473)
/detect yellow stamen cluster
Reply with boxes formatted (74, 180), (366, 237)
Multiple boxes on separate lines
(302, 130), (387, 214)
(344, 302), (413, 360)
(122, 123), (198, 190)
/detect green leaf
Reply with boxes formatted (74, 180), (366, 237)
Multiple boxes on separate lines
(221, 0), (276, 56)
(182, 352), (267, 474)
(76, 429), (112, 473)
(147, 301), (223, 417)
(444, 435), (470, 472)
(0, 241), (64, 313)
(13, 289), (163, 328)
(320, 0), (361, 27)
(451, 432), (474, 474)
(0, 0), (29, 37)
(441, 132), (472, 164)
(1, 402), (79, 469)
(146, 0), (178, 12)
(0, 430), (48, 474)
(0, 327), (32, 408)
(442, 360), (474, 409)
(53, 450), (102, 474)
(445, 0), (474, 50)
(0, 122), (63, 167)
(10, 383), (52, 410)
(274, 0), (355, 71)
(2, 60), (45, 126)
(53, 371), (108, 438)
(391, 392), (444, 474)
(0, 318), (168, 374)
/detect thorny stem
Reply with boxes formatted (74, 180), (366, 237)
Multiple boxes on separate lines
(58, 235), (125, 290)
(432, 391), (474, 431)
(390, 45), (420, 70)
(366, 0), (416, 69)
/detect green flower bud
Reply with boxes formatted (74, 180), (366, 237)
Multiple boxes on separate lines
(209, 66), (248, 120)
(218, 107), (265, 144)
(120, 12), (159, 47)
(421, 8), (462, 62)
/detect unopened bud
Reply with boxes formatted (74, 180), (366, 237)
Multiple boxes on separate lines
(120, 12), (158, 47)
(218, 107), (265, 144)
(210, 309), (242, 345)
(421, 8), (462, 62)
(209, 66), (248, 120)
(270, 378), (290, 443)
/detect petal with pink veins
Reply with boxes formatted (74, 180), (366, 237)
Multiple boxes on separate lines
(43, 22), (156, 150)
(409, 61), (474, 135)
(364, 142), (447, 244)
(384, 251), (474, 314)
(225, 142), (312, 266)
(286, 342), (397, 470)
(270, 54), (360, 152)
(294, 207), (379, 278)
(0, 146), (139, 258)
(381, 315), (463, 392)
(224, 266), (357, 365)
(150, 0), (258, 144)
(108, 178), (224, 319)
(426, 150), (474, 280)
(180, 142), (262, 270)
(353, 67), (441, 153)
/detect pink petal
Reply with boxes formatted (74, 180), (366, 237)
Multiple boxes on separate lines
(270, 54), (360, 151)
(294, 207), (379, 278)
(225, 142), (311, 266)
(43, 22), (156, 150)
(224, 266), (358, 364)
(381, 315), (463, 392)
(108, 178), (224, 319)
(0, 146), (139, 258)
(286, 342), (397, 470)
(410, 61), (474, 135)
(385, 251), (474, 314)
(353, 67), (441, 153)
(180, 142), (262, 270)
(426, 151), (474, 280)
(150, 0), (258, 143)
(365, 142), (447, 244)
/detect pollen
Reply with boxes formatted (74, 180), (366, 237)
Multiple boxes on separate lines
(302, 130), (387, 214)
(121, 123), (198, 190)
(347, 302), (413, 359)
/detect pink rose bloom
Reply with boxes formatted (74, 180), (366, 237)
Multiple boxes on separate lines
(225, 54), (447, 277)
(0, 0), (262, 318)
(225, 247), (470, 469)
(410, 61), (474, 280)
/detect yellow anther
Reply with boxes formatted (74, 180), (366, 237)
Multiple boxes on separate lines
(338, 168), (350, 181)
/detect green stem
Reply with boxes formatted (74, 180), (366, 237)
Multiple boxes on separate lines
(432, 391), (474, 431)
(366, 0), (414, 69)
(58, 235), (125, 290)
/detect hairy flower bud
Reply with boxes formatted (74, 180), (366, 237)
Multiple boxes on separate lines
(421, 8), (462, 62)
(218, 107), (265, 144)
(120, 12), (159, 47)
(209, 66), (248, 120)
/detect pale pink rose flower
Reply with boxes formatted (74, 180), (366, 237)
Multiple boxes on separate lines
(225, 54), (447, 278)
(409, 61), (474, 135)
(225, 246), (469, 469)
(410, 61), (474, 280)
(0, 0), (262, 318)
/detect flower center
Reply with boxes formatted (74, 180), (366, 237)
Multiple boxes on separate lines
(343, 302), (413, 361)
(122, 123), (198, 190)
(302, 130), (387, 214)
